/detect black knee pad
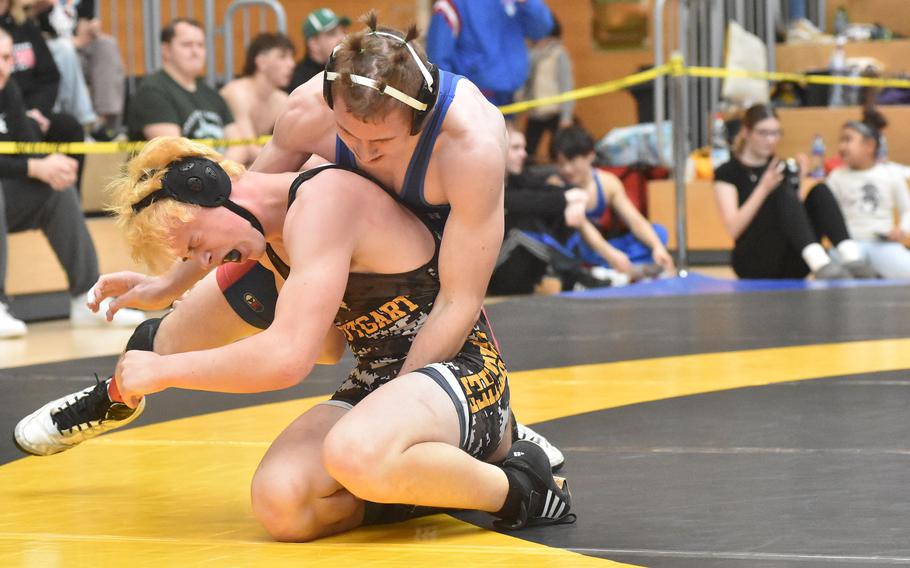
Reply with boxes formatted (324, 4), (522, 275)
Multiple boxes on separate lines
(125, 316), (165, 352)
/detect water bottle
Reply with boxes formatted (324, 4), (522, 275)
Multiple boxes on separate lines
(828, 36), (847, 107)
(834, 6), (849, 36)
(810, 134), (826, 179)
(710, 113), (730, 168)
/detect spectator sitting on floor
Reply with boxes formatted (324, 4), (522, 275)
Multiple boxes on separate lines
(35, 0), (126, 140)
(220, 32), (295, 166)
(551, 125), (675, 277)
(0, 28), (142, 338)
(824, 108), (910, 279)
(489, 123), (589, 295)
(713, 104), (874, 280)
(285, 7), (348, 94)
(127, 18), (248, 164)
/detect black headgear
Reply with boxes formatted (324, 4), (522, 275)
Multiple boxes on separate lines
(131, 157), (264, 235)
(323, 30), (439, 136)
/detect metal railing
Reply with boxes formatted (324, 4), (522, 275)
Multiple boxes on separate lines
(221, 0), (288, 84)
(97, 0), (288, 90)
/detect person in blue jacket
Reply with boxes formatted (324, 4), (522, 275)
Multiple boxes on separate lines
(426, 0), (554, 106)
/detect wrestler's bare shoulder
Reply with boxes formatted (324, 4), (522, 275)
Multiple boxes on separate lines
(439, 79), (506, 159)
(285, 168), (407, 229)
(272, 75), (337, 157)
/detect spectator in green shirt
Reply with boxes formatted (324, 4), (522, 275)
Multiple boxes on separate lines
(127, 18), (251, 164)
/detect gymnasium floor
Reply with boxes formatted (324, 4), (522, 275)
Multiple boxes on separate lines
(1, 274), (909, 567)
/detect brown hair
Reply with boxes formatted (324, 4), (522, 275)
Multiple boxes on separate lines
(242, 32), (295, 77)
(329, 11), (427, 123)
(107, 137), (245, 271)
(732, 104), (779, 156)
(161, 18), (204, 44)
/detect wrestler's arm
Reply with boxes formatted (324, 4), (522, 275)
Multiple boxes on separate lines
(399, 131), (506, 374)
(250, 76), (334, 173)
(116, 186), (358, 400)
(90, 260), (210, 317)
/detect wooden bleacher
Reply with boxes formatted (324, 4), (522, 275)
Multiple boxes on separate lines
(647, 179), (733, 253)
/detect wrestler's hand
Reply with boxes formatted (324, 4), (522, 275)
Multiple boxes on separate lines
(88, 271), (179, 319)
(605, 249), (632, 274)
(563, 188), (588, 228)
(115, 351), (166, 408)
(652, 246), (676, 273)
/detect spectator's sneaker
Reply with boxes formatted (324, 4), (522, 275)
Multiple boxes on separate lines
(842, 259), (879, 279)
(813, 261), (852, 280)
(0, 302), (26, 339)
(69, 295), (146, 328)
(494, 440), (576, 530)
(515, 422), (566, 472)
(14, 377), (144, 456)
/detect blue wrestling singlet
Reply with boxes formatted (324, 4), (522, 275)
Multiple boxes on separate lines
(586, 168), (608, 223)
(334, 69), (463, 235)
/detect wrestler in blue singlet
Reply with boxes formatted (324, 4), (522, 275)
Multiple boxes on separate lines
(334, 69), (463, 235)
(586, 168), (608, 223)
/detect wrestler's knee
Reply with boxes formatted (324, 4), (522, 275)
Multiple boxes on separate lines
(250, 464), (321, 542)
(322, 423), (393, 502)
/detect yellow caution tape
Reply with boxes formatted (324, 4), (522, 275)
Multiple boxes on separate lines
(2, 61), (909, 154)
(498, 63), (672, 115)
(0, 135), (273, 155)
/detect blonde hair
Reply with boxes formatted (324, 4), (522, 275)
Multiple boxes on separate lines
(107, 137), (245, 271)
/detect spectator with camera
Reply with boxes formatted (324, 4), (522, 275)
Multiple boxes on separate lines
(824, 108), (910, 279)
(713, 104), (873, 280)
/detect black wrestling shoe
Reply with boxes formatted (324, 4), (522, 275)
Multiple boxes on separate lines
(494, 440), (576, 530)
(14, 377), (144, 456)
(361, 502), (450, 525)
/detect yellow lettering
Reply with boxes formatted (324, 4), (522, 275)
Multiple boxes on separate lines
(397, 296), (420, 311)
(370, 309), (392, 329)
(355, 316), (378, 335)
(380, 301), (406, 320)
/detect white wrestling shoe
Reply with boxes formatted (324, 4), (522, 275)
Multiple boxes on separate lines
(14, 378), (145, 456)
(515, 422), (565, 472)
(69, 294), (145, 329)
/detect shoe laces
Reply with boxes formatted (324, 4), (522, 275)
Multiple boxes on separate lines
(51, 375), (114, 433)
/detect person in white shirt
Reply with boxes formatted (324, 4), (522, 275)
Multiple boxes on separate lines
(826, 109), (910, 279)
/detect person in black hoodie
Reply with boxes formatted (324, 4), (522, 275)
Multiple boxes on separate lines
(0, 0), (84, 183)
(0, 27), (142, 337)
(488, 124), (590, 294)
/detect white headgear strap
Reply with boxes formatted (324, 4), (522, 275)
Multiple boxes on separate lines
(325, 30), (434, 112)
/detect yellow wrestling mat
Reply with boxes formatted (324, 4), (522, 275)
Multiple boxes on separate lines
(3, 338), (910, 567)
